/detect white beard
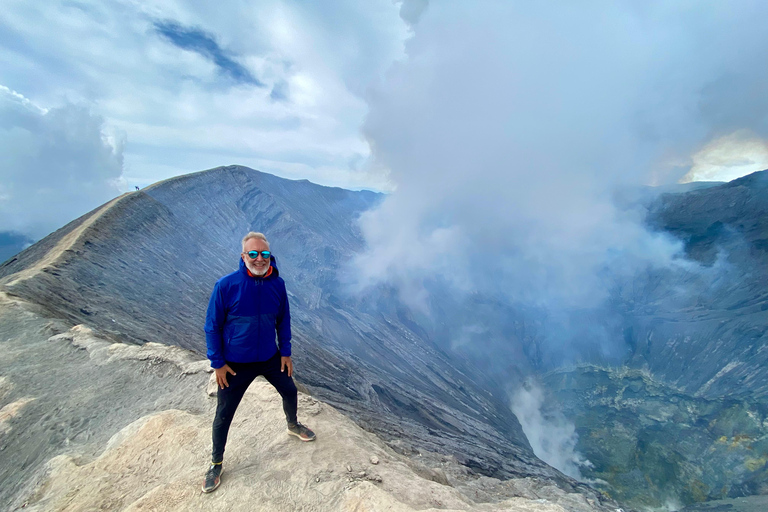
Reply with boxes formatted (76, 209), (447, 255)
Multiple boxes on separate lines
(246, 260), (268, 275)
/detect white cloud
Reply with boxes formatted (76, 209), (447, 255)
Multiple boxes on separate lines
(0, 0), (408, 194)
(0, 0), (411, 247)
(0, 86), (123, 239)
(680, 130), (768, 183)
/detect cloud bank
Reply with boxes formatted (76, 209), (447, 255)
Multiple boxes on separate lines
(0, 87), (123, 243)
(0, 0), (413, 253)
(681, 129), (768, 183)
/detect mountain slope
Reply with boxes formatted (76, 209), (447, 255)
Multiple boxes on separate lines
(629, 169), (768, 398)
(0, 166), (583, 491)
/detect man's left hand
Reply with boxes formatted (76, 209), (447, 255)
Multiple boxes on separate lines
(281, 356), (293, 377)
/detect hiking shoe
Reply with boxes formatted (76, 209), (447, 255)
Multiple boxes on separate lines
(202, 463), (223, 493)
(287, 422), (316, 442)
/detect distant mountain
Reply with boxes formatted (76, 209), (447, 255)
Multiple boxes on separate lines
(0, 166), (592, 495)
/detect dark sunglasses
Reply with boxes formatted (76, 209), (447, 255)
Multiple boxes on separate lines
(246, 250), (271, 259)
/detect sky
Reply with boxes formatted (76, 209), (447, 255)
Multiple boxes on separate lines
(2, 0), (768, 254)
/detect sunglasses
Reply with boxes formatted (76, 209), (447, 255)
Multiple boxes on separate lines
(246, 250), (271, 259)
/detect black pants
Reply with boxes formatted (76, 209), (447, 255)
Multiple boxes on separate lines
(211, 351), (298, 463)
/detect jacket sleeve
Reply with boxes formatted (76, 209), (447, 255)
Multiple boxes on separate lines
(205, 281), (227, 369)
(276, 279), (292, 357)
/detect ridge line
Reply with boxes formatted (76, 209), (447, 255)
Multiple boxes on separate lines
(1, 193), (132, 288)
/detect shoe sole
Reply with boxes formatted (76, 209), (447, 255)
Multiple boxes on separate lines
(286, 429), (316, 442)
(201, 469), (223, 493)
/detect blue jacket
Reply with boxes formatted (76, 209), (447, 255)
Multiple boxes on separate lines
(205, 257), (291, 369)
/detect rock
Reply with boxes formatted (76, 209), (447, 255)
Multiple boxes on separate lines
(545, 365), (768, 509)
(47, 333), (73, 343)
(18, 378), (580, 511)
(0, 397), (36, 436)
(0, 166), (641, 511)
(0, 306), (612, 512)
(207, 373), (219, 397)
(0, 376), (12, 401)
(680, 494), (768, 511)
(370, 455), (379, 465)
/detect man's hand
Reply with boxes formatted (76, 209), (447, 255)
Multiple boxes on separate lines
(281, 356), (293, 377)
(215, 364), (236, 389)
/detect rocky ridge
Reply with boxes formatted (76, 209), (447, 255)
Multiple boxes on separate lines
(631, 169), (768, 399)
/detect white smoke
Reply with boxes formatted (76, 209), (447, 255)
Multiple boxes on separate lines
(510, 383), (592, 480)
(349, 1), (768, 363)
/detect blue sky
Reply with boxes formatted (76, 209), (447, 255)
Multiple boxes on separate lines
(2, 0), (768, 258)
(153, 20), (265, 87)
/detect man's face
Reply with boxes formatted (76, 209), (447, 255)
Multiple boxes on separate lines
(242, 238), (271, 276)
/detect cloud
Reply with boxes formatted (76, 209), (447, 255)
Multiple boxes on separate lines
(680, 130), (768, 183)
(153, 20), (264, 87)
(0, 86), (123, 240)
(269, 80), (289, 102)
(399, 0), (429, 27)
(0, 0), (408, 192)
(354, 2), (688, 305)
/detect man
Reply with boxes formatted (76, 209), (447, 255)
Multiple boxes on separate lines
(202, 232), (315, 493)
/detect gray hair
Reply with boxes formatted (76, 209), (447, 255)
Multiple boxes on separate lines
(241, 232), (270, 251)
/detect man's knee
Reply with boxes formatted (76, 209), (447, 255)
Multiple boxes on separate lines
(213, 396), (240, 425)
(213, 410), (233, 427)
(285, 378), (298, 396)
(275, 377), (297, 397)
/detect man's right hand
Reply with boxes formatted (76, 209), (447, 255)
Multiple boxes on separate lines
(215, 364), (236, 389)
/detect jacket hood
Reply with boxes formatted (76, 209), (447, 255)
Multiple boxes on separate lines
(238, 255), (279, 278)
